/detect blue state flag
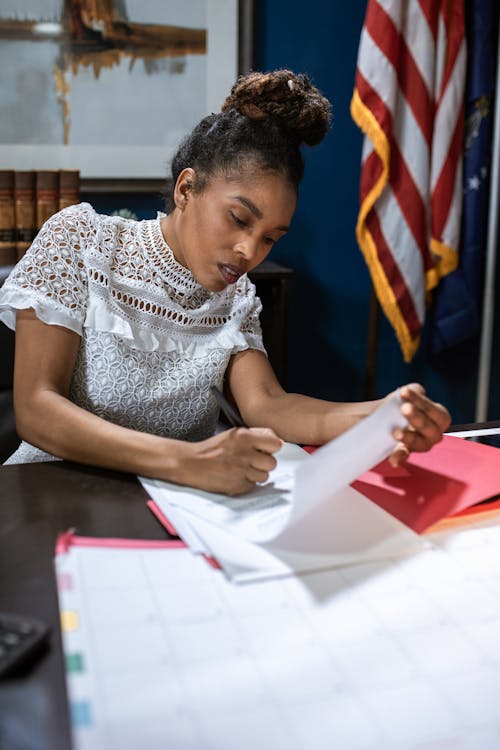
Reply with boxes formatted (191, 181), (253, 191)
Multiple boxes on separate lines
(428, 0), (498, 355)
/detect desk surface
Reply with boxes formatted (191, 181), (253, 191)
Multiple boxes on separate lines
(1, 427), (499, 749)
(0, 460), (169, 750)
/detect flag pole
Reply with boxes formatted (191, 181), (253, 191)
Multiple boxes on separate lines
(363, 285), (380, 399)
(475, 10), (500, 422)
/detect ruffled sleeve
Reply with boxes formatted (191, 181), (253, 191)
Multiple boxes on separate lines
(0, 203), (96, 333)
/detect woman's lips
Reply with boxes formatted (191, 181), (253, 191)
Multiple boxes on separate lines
(218, 263), (244, 284)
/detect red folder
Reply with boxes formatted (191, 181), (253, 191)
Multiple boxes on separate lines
(351, 434), (500, 533)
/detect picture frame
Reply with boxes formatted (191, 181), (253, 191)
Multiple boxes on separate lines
(0, 0), (254, 190)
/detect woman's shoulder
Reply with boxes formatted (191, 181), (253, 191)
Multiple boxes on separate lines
(51, 201), (98, 223)
(47, 203), (143, 257)
(35, 202), (102, 243)
(45, 202), (133, 233)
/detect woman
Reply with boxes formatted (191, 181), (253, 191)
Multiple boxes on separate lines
(0, 69), (450, 494)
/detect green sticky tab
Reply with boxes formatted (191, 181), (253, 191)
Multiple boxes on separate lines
(66, 652), (84, 673)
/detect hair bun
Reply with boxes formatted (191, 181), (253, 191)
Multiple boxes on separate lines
(221, 69), (332, 146)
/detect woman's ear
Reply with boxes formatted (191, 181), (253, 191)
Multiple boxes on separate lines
(173, 167), (196, 209)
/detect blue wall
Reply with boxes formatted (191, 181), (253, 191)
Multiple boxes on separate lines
(253, 0), (372, 403)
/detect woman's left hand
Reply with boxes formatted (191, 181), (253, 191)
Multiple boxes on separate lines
(389, 383), (451, 466)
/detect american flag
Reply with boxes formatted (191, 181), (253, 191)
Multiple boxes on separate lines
(351, 0), (466, 362)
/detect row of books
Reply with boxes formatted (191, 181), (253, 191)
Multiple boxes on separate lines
(0, 169), (80, 266)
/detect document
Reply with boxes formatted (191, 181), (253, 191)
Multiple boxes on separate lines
(141, 392), (427, 581)
(55, 527), (500, 750)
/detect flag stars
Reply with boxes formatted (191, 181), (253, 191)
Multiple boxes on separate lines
(464, 166), (488, 195)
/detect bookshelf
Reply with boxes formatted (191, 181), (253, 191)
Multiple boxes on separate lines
(0, 169), (80, 266)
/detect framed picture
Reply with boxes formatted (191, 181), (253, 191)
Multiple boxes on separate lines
(0, 0), (253, 187)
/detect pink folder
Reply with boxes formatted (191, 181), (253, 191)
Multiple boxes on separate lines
(351, 434), (500, 533)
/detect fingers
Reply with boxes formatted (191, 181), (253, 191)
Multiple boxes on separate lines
(399, 383), (451, 430)
(245, 465), (272, 484)
(237, 426), (281, 481)
(394, 383), (451, 454)
(389, 442), (410, 467)
(205, 426), (282, 495)
(246, 427), (283, 455)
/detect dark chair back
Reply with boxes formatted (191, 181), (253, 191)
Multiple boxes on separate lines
(0, 265), (20, 462)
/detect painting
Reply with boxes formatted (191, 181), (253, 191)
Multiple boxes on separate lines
(0, 0), (248, 181)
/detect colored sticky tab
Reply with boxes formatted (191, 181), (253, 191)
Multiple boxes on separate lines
(71, 701), (92, 728)
(66, 652), (84, 673)
(57, 572), (74, 591)
(61, 610), (79, 632)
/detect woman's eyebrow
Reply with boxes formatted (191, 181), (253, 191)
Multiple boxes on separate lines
(232, 195), (290, 232)
(232, 195), (263, 218)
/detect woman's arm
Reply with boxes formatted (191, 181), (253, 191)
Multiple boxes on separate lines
(13, 310), (281, 495)
(227, 349), (451, 455)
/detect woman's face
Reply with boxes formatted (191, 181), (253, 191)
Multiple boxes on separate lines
(163, 168), (297, 292)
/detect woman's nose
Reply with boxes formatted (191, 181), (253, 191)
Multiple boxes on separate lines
(234, 237), (258, 262)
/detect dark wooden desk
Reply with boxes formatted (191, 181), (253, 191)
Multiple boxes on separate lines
(5, 424), (497, 749)
(0, 460), (170, 750)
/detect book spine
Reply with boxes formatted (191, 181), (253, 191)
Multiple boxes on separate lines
(0, 170), (17, 267)
(58, 169), (80, 210)
(14, 170), (36, 261)
(36, 170), (59, 230)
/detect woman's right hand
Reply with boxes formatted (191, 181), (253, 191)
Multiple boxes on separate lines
(174, 427), (283, 496)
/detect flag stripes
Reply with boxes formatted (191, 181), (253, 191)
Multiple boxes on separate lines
(351, 0), (466, 361)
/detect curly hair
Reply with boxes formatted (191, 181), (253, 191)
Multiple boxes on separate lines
(164, 69), (332, 212)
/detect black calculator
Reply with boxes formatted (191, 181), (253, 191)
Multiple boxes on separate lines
(0, 612), (50, 678)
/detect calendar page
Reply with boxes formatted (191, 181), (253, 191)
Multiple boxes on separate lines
(55, 524), (500, 750)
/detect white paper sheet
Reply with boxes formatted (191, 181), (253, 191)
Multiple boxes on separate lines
(56, 522), (500, 750)
(290, 391), (408, 527)
(141, 440), (305, 544)
(159, 485), (429, 583)
(140, 393), (427, 581)
(446, 426), (500, 437)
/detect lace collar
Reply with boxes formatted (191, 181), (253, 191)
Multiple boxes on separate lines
(140, 213), (212, 309)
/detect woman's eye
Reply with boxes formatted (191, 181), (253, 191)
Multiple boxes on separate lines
(264, 237), (275, 246)
(230, 212), (247, 228)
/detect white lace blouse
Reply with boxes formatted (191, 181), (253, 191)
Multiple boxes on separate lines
(0, 203), (265, 464)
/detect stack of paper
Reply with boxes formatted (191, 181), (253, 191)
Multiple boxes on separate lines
(140, 393), (428, 582)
